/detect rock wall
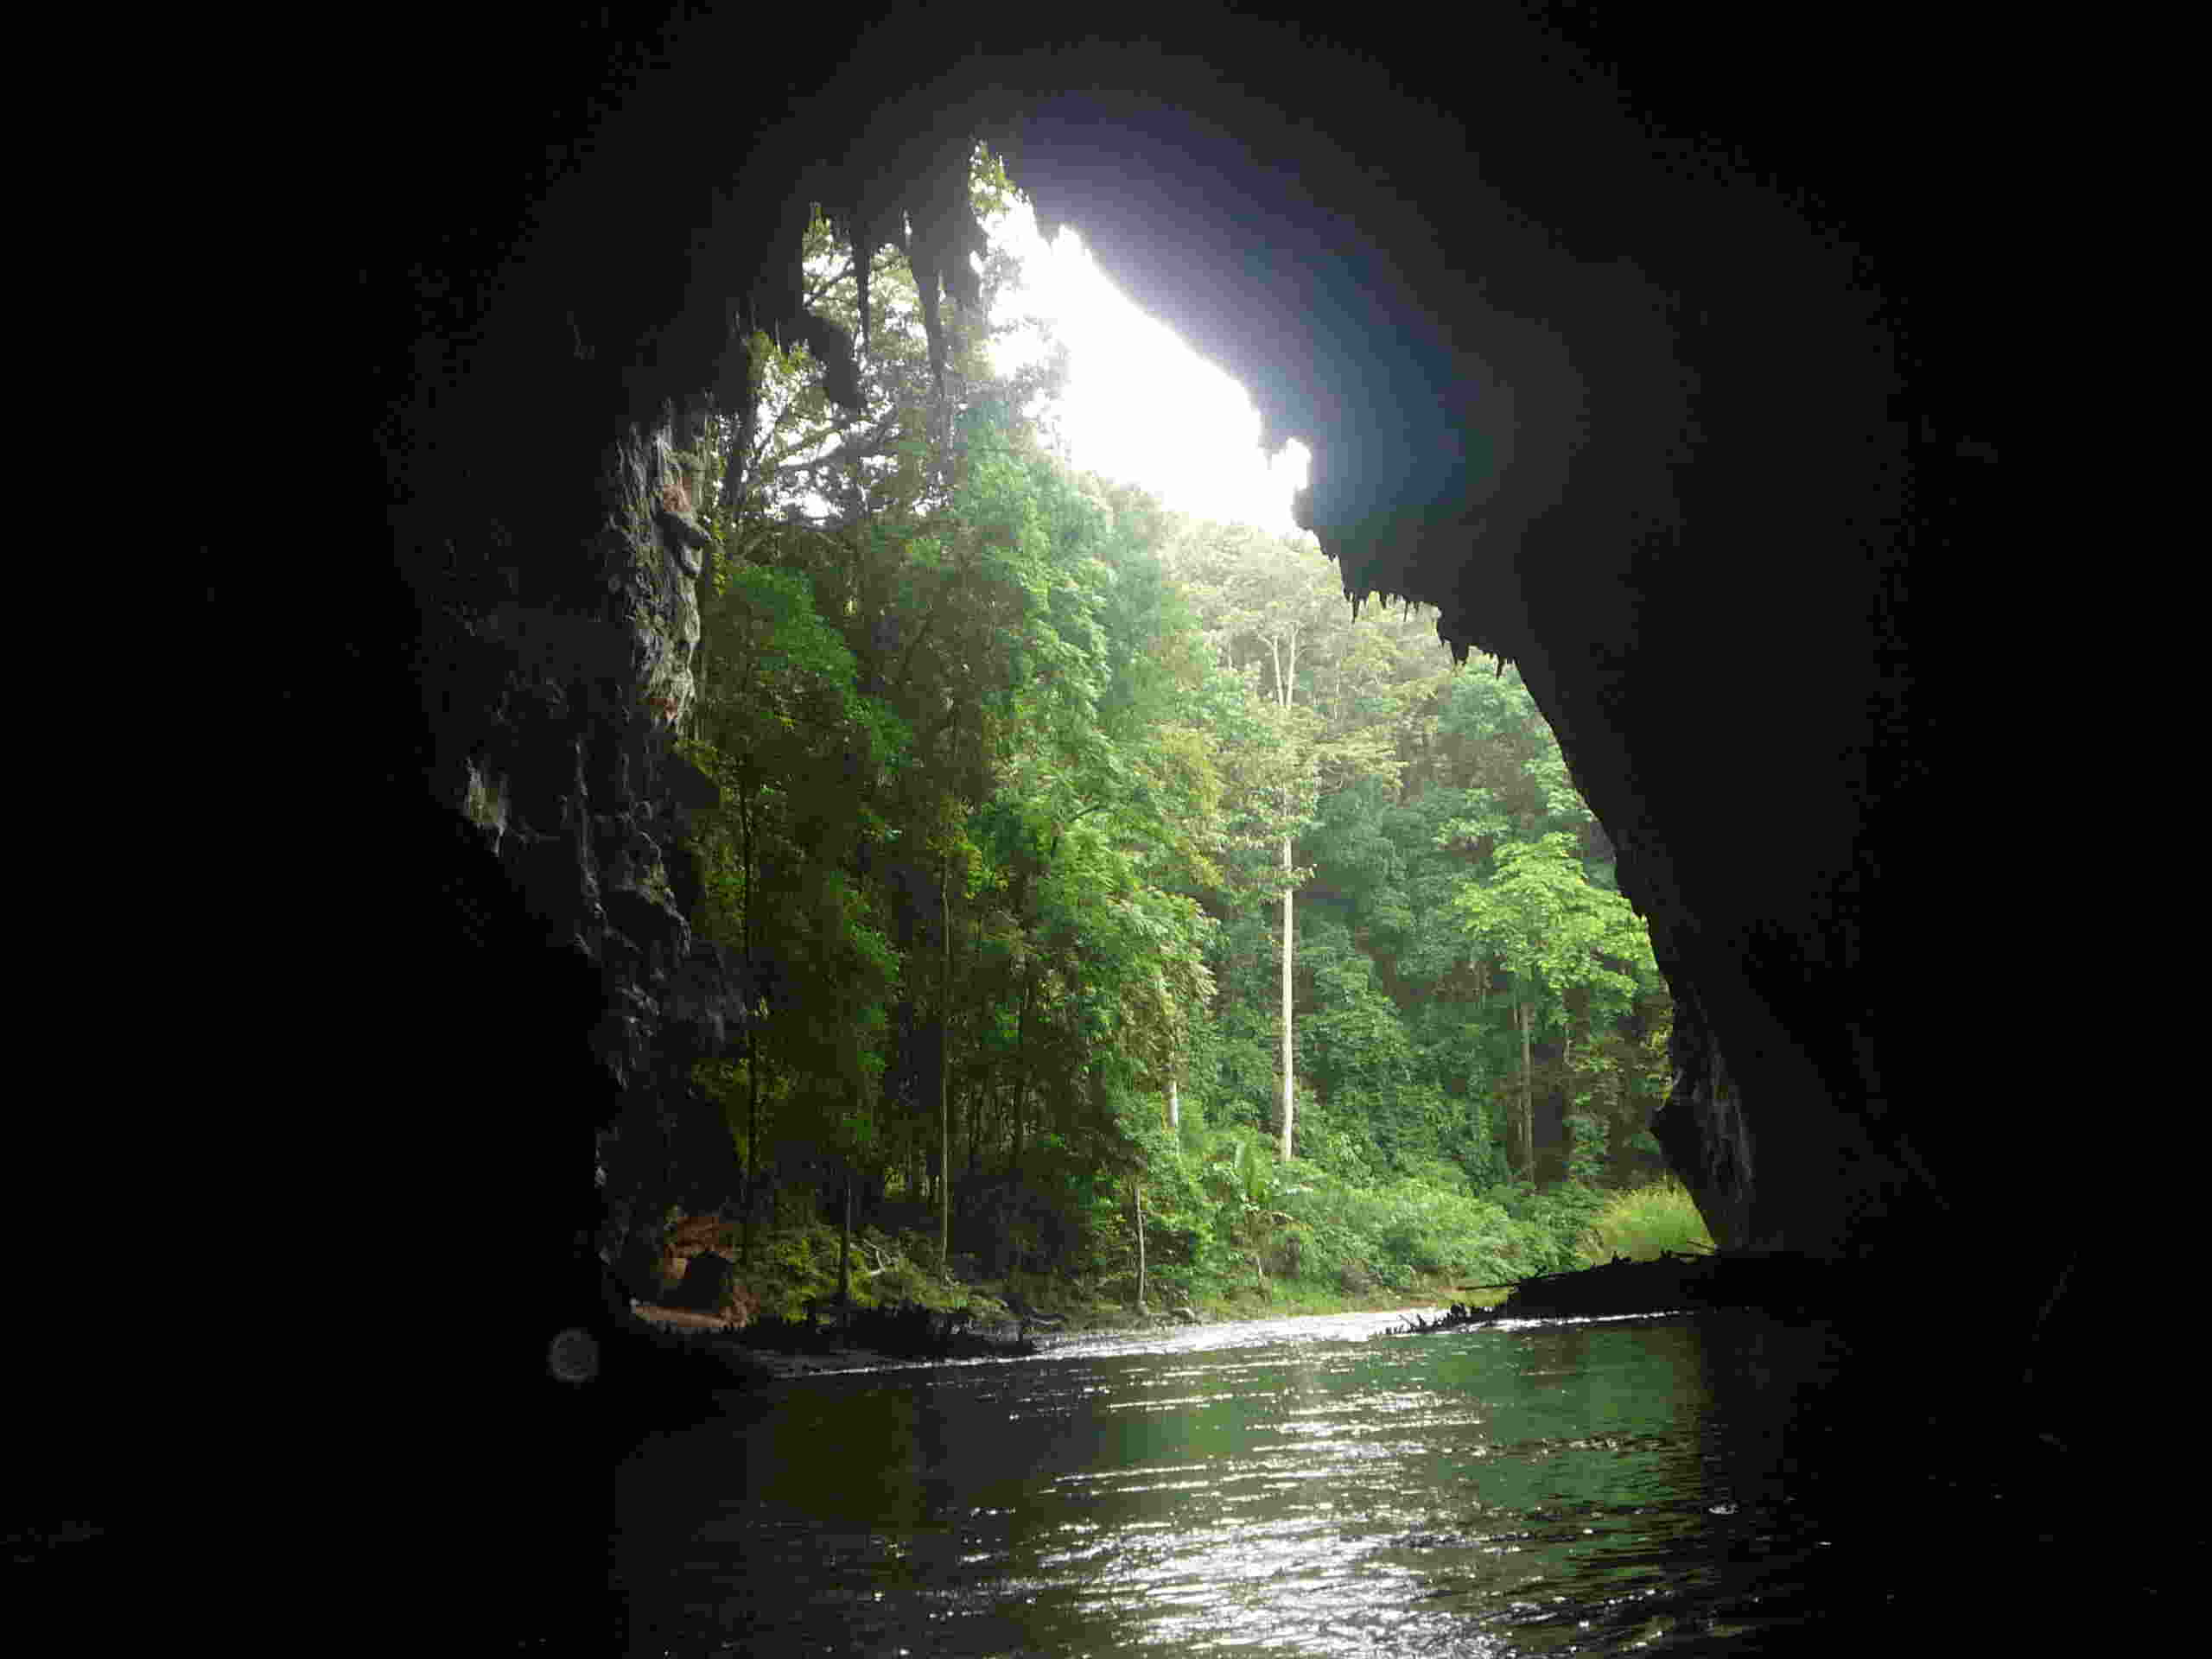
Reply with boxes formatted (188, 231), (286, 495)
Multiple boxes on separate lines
(415, 391), (752, 1298)
(308, 397), (763, 1642)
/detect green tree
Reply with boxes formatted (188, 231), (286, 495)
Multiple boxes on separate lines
(678, 531), (912, 1251)
(1444, 831), (1658, 1179)
(663, 135), (1676, 1309)
(1163, 524), (1427, 1160)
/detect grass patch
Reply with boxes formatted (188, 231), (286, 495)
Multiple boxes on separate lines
(1576, 1177), (1714, 1265)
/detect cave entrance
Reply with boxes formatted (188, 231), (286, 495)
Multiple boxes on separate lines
(697, 152), (1673, 1223)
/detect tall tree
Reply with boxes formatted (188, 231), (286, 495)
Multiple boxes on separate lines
(1444, 830), (1659, 1179)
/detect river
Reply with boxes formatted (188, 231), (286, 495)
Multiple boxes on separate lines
(610, 1305), (2121, 1655)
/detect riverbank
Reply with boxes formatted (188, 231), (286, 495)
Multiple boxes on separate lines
(625, 1174), (1717, 1382)
(625, 1275), (1497, 1382)
(627, 1300), (957, 1379)
(640, 1177), (1708, 1362)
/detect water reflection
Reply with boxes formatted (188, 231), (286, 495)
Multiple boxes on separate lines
(613, 1309), (2082, 1656)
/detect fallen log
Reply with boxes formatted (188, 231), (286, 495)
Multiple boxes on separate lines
(1393, 1249), (1852, 1334)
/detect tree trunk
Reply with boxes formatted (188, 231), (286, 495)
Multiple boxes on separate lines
(1561, 1025), (1575, 1172)
(1271, 620), (1300, 1165)
(940, 865), (950, 1274)
(1135, 1175), (1147, 1314)
(1517, 999), (1535, 1179)
(742, 1052), (760, 1267)
(837, 1170), (853, 1316)
(1008, 972), (1030, 1178)
(1281, 830), (1295, 1161)
(741, 785), (760, 1267)
(1168, 1076), (1179, 1134)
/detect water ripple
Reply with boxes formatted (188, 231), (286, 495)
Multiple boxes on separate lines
(616, 1306), (2053, 1656)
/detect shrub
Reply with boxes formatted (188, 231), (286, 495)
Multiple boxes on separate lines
(1488, 1179), (1609, 1275)
(1383, 1156), (1457, 1196)
(1563, 1112), (1610, 1185)
(1274, 1173), (1520, 1291)
(1577, 1176), (1715, 1264)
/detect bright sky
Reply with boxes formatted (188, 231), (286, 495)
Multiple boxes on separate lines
(982, 200), (1312, 537)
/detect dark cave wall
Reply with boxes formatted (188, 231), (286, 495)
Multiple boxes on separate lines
(414, 390), (753, 1297)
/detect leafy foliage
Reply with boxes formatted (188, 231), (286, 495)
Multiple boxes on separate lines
(640, 142), (1681, 1313)
(1577, 1177), (1716, 1265)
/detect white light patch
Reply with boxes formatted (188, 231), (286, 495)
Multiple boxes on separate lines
(984, 201), (1311, 537)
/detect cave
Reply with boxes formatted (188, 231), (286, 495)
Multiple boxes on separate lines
(254, 4), (2075, 1643)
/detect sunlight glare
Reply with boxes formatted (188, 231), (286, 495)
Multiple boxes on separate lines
(983, 200), (1311, 537)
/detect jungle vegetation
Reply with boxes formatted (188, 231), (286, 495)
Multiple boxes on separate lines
(649, 146), (1697, 1321)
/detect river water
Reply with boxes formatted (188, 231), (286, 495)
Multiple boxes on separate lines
(611, 1306), (2112, 1656)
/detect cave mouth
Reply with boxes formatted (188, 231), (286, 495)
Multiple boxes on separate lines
(622, 133), (1689, 1230)
(379, 10), (2000, 1300)
(334, 25), (2105, 1636)
(47, 14), (2105, 1653)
